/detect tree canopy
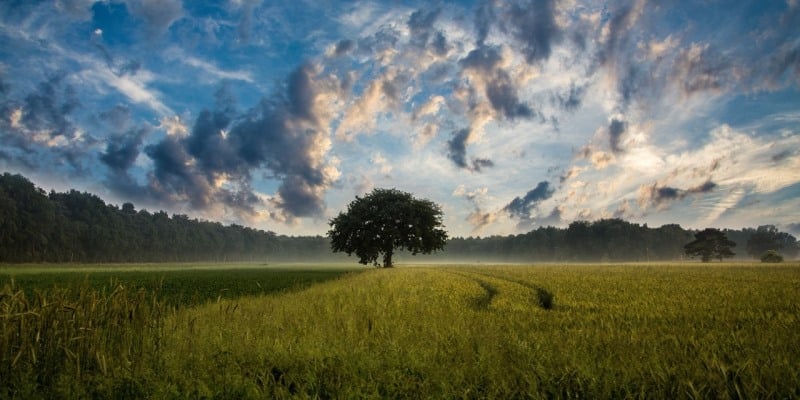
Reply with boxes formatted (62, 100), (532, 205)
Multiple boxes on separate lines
(745, 225), (798, 259)
(684, 228), (736, 262)
(328, 188), (448, 267)
(3, 172), (798, 264)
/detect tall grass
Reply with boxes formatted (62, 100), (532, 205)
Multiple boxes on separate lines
(2, 263), (799, 398)
(0, 280), (165, 398)
(159, 263), (800, 398)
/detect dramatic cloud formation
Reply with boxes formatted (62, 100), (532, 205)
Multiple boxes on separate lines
(0, 0), (798, 236)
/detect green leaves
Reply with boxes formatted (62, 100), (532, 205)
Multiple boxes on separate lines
(684, 228), (736, 262)
(328, 189), (448, 267)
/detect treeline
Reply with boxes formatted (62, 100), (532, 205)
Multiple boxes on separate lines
(2, 172), (797, 263)
(0, 173), (334, 263)
(408, 220), (798, 263)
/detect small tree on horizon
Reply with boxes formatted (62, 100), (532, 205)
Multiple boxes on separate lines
(684, 228), (736, 262)
(328, 188), (448, 268)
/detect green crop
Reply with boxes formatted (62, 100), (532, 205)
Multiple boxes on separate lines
(2, 262), (799, 398)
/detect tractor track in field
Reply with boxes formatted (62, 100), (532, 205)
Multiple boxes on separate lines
(441, 268), (555, 311)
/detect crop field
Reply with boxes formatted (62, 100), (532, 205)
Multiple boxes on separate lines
(2, 262), (799, 398)
(0, 263), (359, 307)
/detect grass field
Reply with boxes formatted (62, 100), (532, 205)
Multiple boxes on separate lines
(2, 262), (799, 398)
(0, 263), (358, 307)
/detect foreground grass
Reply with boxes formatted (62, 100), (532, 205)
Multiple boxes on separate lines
(3, 263), (800, 398)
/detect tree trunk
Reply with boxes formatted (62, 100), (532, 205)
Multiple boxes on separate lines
(383, 250), (393, 268)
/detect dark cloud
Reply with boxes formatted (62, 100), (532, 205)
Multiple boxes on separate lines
(408, 8), (441, 49)
(505, 181), (554, 219)
(100, 127), (149, 172)
(286, 63), (319, 124)
(461, 45), (503, 73)
(471, 158), (494, 172)
(447, 128), (470, 169)
(461, 46), (535, 120)
(0, 73), (98, 174)
(138, 63), (334, 219)
(608, 119), (626, 153)
(19, 74), (80, 139)
(332, 39), (355, 57)
(447, 128), (494, 172)
(275, 175), (324, 218)
(641, 180), (717, 208)
(184, 86), (238, 177)
(687, 180), (717, 194)
(502, 0), (561, 63)
(486, 71), (534, 119)
(656, 186), (680, 201)
(431, 31), (448, 56)
(474, 1), (495, 46)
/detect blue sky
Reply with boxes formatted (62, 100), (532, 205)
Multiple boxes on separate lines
(1, 0), (798, 237)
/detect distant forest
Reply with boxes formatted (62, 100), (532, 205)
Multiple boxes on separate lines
(1, 172), (797, 263)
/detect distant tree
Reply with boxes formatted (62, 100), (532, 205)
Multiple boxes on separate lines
(760, 250), (784, 263)
(684, 228), (736, 262)
(328, 188), (448, 267)
(746, 225), (798, 259)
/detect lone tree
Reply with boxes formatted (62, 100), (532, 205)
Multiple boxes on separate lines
(328, 188), (448, 268)
(684, 228), (736, 262)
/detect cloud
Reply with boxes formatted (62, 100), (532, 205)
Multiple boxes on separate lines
(370, 152), (393, 176)
(638, 180), (717, 209)
(577, 146), (615, 169)
(167, 49), (254, 83)
(335, 68), (404, 140)
(447, 128), (471, 169)
(55, 0), (94, 20)
(552, 82), (587, 111)
(459, 45), (534, 120)
(100, 126), (149, 172)
(407, 8), (441, 48)
(231, 0), (262, 42)
(500, 0), (561, 63)
(159, 115), (188, 137)
(81, 66), (172, 116)
(453, 185), (498, 233)
(608, 118), (627, 153)
(0, 73), (96, 173)
(671, 42), (729, 97)
(329, 39), (356, 57)
(504, 181), (554, 219)
(136, 63), (340, 219)
(127, 0), (183, 39)
(447, 128), (495, 172)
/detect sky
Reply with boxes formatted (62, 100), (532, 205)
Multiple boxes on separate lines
(1, 0), (799, 237)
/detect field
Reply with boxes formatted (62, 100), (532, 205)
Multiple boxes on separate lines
(2, 262), (799, 398)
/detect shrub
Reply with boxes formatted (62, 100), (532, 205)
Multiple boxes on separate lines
(536, 287), (554, 310)
(760, 250), (783, 263)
